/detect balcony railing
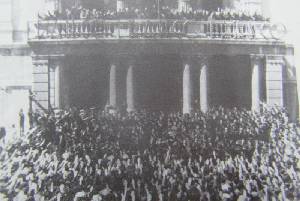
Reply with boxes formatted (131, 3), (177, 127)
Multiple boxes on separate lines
(27, 19), (286, 41)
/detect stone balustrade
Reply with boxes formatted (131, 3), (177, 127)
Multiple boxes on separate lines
(27, 19), (285, 41)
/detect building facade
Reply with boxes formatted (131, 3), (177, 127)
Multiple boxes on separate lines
(0, 0), (298, 121)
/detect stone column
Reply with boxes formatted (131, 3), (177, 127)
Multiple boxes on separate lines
(251, 55), (263, 111)
(109, 63), (118, 109)
(50, 56), (67, 109)
(126, 64), (135, 112)
(178, 0), (191, 13)
(183, 62), (193, 114)
(284, 55), (299, 122)
(117, 0), (125, 12)
(61, 63), (70, 109)
(199, 57), (209, 113)
(54, 64), (60, 108)
(265, 56), (284, 107)
(32, 57), (50, 111)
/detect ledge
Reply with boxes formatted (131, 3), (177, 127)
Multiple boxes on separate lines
(0, 43), (31, 56)
(28, 37), (285, 46)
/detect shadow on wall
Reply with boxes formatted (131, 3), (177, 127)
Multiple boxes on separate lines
(209, 55), (252, 109)
(66, 55), (110, 110)
(135, 54), (182, 112)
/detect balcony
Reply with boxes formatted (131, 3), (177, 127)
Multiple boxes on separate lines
(27, 19), (286, 42)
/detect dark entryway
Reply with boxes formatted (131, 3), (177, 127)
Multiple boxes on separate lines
(209, 55), (252, 109)
(135, 55), (182, 112)
(65, 55), (109, 109)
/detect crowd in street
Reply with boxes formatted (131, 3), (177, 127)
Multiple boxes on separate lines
(40, 5), (267, 21)
(0, 106), (299, 200)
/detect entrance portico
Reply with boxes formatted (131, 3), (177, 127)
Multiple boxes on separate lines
(28, 20), (297, 119)
(31, 52), (293, 117)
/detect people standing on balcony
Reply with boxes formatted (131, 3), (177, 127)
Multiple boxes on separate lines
(36, 4), (269, 39)
(40, 5), (268, 22)
(65, 8), (72, 20)
(79, 8), (87, 35)
(71, 5), (80, 20)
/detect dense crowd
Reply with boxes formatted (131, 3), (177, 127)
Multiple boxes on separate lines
(0, 106), (299, 201)
(39, 5), (267, 21)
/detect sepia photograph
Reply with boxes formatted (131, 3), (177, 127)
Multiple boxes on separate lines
(0, 0), (300, 200)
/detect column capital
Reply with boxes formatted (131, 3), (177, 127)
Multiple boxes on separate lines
(32, 54), (65, 60)
(127, 57), (137, 67)
(108, 56), (119, 66)
(32, 58), (48, 66)
(49, 55), (65, 69)
(124, 54), (138, 67)
(250, 55), (264, 70)
(181, 55), (193, 64)
(265, 55), (284, 65)
(250, 54), (264, 61)
(109, 54), (139, 68)
(196, 55), (209, 66)
(49, 55), (65, 60)
(182, 55), (209, 68)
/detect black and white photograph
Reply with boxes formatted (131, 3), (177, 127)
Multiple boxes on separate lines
(0, 0), (300, 200)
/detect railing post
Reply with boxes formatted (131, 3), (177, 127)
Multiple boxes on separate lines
(234, 21), (237, 38)
(129, 20), (133, 38)
(66, 20), (69, 38)
(209, 21), (212, 38)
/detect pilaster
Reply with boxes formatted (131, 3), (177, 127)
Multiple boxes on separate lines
(182, 56), (194, 114)
(265, 55), (284, 107)
(250, 54), (264, 111)
(49, 55), (65, 109)
(198, 56), (209, 113)
(32, 57), (50, 111)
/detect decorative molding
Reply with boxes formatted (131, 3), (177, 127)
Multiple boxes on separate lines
(250, 54), (264, 67)
(32, 59), (48, 66)
(196, 55), (209, 67)
(181, 55), (208, 67)
(265, 55), (284, 65)
(0, 46), (31, 56)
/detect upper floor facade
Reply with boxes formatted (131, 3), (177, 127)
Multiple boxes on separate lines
(0, 0), (273, 45)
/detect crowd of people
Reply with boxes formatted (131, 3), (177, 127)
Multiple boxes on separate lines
(0, 106), (299, 200)
(39, 5), (268, 22)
